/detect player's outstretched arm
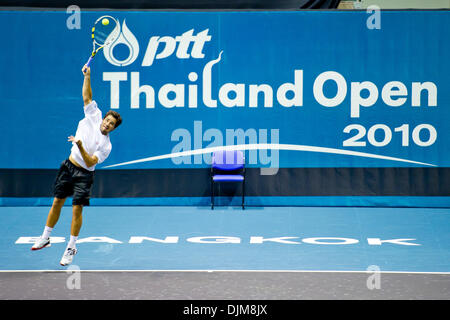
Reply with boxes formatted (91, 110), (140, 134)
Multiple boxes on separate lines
(82, 65), (92, 106)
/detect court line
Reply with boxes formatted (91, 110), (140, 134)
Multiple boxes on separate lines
(1, 269), (449, 274)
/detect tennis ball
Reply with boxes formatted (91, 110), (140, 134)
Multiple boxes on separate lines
(102, 18), (109, 26)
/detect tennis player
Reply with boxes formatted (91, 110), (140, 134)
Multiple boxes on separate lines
(31, 65), (122, 266)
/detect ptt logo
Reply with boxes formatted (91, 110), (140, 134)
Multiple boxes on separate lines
(103, 20), (139, 66)
(103, 19), (212, 67)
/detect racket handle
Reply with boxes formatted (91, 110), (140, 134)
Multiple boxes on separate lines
(86, 56), (93, 68)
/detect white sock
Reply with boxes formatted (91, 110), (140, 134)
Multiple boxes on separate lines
(67, 235), (78, 249)
(42, 226), (53, 239)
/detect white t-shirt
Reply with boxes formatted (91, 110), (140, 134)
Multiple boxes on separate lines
(70, 100), (112, 171)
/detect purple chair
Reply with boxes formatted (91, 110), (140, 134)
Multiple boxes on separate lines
(211, 150), (245, 210)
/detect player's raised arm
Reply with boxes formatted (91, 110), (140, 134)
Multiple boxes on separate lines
(82, 65), (92, 106)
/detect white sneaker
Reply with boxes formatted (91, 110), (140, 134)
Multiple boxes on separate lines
(31, 237), (51, 251)
(60, 248), (77, 266)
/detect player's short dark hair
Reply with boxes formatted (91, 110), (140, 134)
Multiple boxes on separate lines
(104, 110), (122, 128)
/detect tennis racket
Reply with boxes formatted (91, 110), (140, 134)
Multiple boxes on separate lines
(84, 15), (120, 70)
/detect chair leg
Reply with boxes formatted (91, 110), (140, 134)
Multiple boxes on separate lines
(211, 179), (214, 210)
(242, 180), (245, 210)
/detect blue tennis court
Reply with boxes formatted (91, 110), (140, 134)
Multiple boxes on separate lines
(2, 206), (449, 273)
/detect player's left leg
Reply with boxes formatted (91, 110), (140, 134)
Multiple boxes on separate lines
(70, 205), (83, 237)
(60, 164), (93, 266)
(60, 205), (83, 266)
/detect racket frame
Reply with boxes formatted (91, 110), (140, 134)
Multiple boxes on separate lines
(85, 15), (120, 68)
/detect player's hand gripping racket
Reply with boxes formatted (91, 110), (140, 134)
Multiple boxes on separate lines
(83, 16), (120, 72)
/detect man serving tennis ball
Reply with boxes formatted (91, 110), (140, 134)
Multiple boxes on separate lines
(31, 65), (122, 266)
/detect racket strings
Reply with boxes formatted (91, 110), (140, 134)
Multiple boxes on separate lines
(87, 15), (120, 62)
(92, 17), (119, 46)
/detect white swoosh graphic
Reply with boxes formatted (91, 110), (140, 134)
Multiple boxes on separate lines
(102, 144), (436, 168)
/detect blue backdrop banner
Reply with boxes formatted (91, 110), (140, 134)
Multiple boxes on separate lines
(0, 10), (448, 206)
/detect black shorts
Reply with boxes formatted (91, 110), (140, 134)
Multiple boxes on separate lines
(53, 159), (95, 206)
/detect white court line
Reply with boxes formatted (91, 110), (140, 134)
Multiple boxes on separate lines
(1, 269), (449, 274)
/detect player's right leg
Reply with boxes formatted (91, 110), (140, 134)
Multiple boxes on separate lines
(31, 197), (67, 250)
(46, 197), (66, 228)
(32, 160), (73, 251)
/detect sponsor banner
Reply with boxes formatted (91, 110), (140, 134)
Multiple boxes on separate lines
(0, 10), (448, 170)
